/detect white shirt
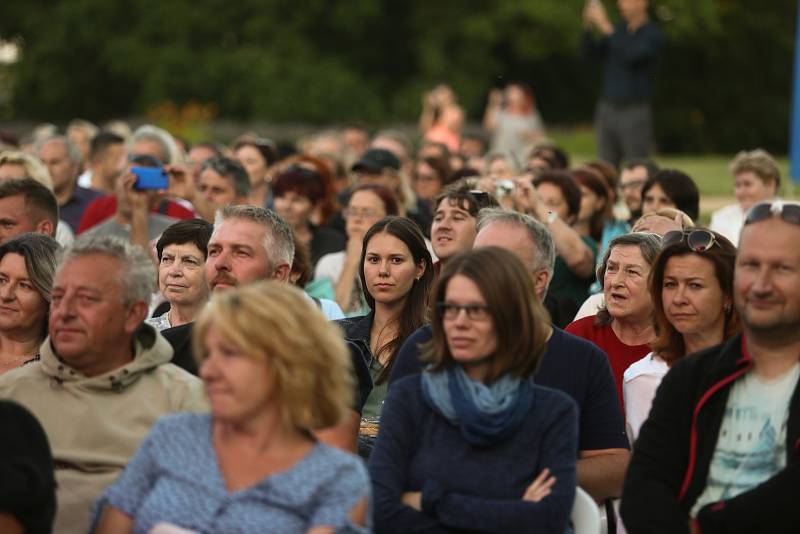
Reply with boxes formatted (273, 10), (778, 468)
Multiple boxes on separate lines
(709, 203), (744, 246)
(623, 352), (669, 444)
(574, 292), (605, 322)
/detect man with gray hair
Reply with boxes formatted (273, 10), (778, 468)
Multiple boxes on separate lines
(391, 208), (630, 503)
(194, 156), (252, 222)
(36, 135), (104, 232)
(0, 234), (206, 533)
(163, 205), (369, 452)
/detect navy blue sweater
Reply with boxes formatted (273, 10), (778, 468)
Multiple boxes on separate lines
(368, 373), (578, 533)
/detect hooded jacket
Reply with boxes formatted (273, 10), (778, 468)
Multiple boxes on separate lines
(0, 324), (207, 533)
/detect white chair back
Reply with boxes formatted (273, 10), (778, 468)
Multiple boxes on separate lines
(571, 486), (602, 534)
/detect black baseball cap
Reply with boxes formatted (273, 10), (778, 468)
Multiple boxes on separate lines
(352, 148), (400, 173)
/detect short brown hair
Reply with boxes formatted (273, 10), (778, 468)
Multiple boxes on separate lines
(422, 247), (550, 382)
(729, 149), (781, 189)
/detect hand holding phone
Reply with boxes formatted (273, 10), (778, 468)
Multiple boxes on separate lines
(132, 167), (169, 190)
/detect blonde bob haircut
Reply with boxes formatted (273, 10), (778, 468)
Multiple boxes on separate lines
(193, 281), (354, 430)
(422, 246), (550, 383)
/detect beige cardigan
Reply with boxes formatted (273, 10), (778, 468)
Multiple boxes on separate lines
(0, 325), (208, 533)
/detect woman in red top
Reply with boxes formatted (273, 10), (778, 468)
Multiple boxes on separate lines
(565, 232), (662, 413)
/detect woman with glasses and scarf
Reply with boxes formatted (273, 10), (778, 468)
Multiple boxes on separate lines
(624, 229), (739, 443)
(369, 247), (577, 533)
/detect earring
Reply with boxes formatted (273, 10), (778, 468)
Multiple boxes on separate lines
(724, 303), (732, 314)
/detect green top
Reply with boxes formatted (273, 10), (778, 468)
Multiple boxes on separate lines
(362, 358), (389, 419)
(549, 235), (598, 313)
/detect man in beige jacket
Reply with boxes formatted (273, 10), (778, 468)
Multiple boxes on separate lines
(0, 234), (206, 533)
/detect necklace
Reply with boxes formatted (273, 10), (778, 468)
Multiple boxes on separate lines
(0, 354), (33, 368)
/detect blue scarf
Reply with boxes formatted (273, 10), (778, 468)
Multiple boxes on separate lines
(421, 365), (535, 447)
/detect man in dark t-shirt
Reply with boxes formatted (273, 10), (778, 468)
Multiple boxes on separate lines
(389, 209), (630, 502)
(582, 0), (663, 167)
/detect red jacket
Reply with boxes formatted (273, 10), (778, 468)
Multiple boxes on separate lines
(77, 196), (195, 234)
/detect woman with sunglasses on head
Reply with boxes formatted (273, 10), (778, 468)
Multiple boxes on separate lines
(369, 247), (577, 533)
(315, 185), (400, 316)
(335, 217), (433, 455)
(624, 229), (739, 444)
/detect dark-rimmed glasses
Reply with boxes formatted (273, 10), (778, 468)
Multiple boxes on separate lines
(662, 229), (717, 252)
(744, 201), (800, 227)
(437, 302), (490, 321)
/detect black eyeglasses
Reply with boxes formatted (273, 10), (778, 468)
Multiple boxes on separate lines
(662, 229), (717, 252)
(437, 302), (490, 321)
(744, 202), (800, 226)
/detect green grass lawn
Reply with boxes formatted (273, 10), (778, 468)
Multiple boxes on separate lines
(548, 126), (794, 222)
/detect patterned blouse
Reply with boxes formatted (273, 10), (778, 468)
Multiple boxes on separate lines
(145, 312), (172, 332)
(93, 413), (371, 533)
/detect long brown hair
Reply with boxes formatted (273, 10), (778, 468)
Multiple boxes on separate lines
(359, 216), (433, 384)
(650, 230), (740, 365)
(422, 247), (550, 383)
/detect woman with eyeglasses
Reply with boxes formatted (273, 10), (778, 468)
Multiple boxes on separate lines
(335, 216), (433, 456)
(624, 229), (739, 444)
(315, 185), (400, 315)
(369, 247), (577, 533)
(272, 165), (345, 270)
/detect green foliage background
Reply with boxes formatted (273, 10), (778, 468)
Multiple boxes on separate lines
(0, 0), (795, 152)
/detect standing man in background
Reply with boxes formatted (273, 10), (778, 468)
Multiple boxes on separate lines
(582, 0), (663, 168)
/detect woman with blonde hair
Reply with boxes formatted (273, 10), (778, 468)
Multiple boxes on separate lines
(0, 233), (59, 375)
(94, 281), (370, 533)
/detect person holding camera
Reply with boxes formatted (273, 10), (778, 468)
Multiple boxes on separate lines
(582, 0), (663, 167)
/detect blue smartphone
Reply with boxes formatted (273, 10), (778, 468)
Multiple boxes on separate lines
(132, 167), (169, 190)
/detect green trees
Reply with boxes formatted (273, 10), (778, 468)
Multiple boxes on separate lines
(1, 0), (793, 152)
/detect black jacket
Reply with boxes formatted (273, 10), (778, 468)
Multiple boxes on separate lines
(621, 333), (800, 533)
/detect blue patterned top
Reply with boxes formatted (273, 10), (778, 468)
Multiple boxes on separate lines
(93, 413), (371, 533)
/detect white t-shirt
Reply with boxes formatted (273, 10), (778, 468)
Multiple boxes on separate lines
(709, 203), (744, 247)
(692, 363), (800, 516)
(623, 352), (669, 444)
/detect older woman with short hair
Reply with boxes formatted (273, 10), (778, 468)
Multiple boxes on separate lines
(0, 233), (59, 375)
(369, 247), (577, 533)
(710, 149), (781, 245)
(147, 219), (214, 331)
(566, 232), (662, 412)
(94, 282), (370, 533)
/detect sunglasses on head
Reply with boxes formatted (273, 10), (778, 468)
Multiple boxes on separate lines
(661, 229), (717, 252)
(744, 201), (800, 226)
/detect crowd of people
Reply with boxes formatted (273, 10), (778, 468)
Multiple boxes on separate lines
(0, 3), (798, 533)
